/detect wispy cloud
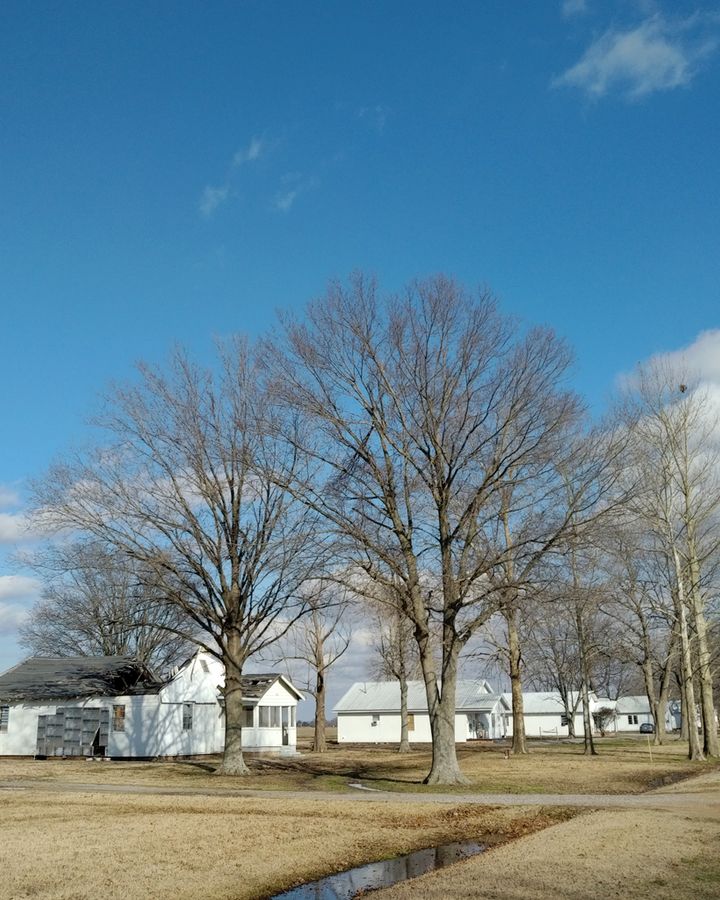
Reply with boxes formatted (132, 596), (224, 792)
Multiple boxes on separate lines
(561, 0), (588, 18)
(233, 135), (265, 166)
(357, 104), (391, 132)
(199, 185), (230, 218)
(272, 174), (318, 214)
(553, 13), (719, 100)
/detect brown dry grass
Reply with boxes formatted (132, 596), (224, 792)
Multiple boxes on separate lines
(374, 771), (720, 900)
(1, 735), (712, 796)
(0, 790), (572, 900)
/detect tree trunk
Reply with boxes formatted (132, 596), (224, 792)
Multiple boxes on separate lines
(642, 658), (660, 742)
(679, 674), (689, 741)
(687, 545), (719, 757)
(398, 670), (411, 753)
(654, 636), (676, 746)
(506, 605), (528, 754)
(675, 569), (703, 760)
(419, 637), (467, 785)
(215, 637), (250, 775)
(313, 669), (326, 752)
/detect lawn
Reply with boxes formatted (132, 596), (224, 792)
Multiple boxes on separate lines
(0, 735), (713, 796)
(0, 790), (574, 900)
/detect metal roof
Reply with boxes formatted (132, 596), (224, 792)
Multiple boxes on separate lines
(501, 691), (582, 714)
(334, 680), (505, 714)
(615, 695), (651, 715)
(0, 656), (162, 703)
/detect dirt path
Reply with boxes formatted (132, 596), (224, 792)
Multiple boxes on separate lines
(1, 777), (719, 814)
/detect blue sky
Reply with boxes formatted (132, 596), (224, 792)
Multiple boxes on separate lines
(2, 1), (719, 706)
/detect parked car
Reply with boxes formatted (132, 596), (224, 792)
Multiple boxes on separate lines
(639, 722), (655, 734)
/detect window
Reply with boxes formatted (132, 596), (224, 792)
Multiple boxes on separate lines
(112, 705), (126, 732)
(628, 714), (638, 725)
(182, 703), (193, 731)
(560, 714), (569, 727)
(371, 714), (380, 727)
(200, 659), (209, 673)
(407, 714), (415, 732)
(0, 705), (9, 732)
(290, 707), (296, 727)
(259, 706), (281, 728)
(243, 706), (254, 727)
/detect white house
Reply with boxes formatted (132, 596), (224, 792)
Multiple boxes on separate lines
(502, 692), (598, 738)
(335, 680), (509, 744)
(0, 652), (302, 758)
(611, 695), (676, 733)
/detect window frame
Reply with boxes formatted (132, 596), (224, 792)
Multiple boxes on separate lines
(112, 705), (126, 733)
(182, 702), (194, 732)
(0, 705), (9, 732)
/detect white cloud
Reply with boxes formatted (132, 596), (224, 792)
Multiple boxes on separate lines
(0, 575), (41, 602)
(0, 511), (31, 544)
(0, 485), (20, 509)
(199, 185), (230, 218)
(0, 602), (29, 634)
(553, 14), (719, 99)
(562, 0), (588, 18)
(233, 136), (264, 166)
(641, 329), (720, 386)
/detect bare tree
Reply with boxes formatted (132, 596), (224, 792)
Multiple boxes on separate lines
(31, 341), (321, 775)
(19, 540), (193, 671)
(282, 583), (351, 752)
(367, 584), (421, 753)
(266, 274), (583, 783)
(623, 363), (720, 759)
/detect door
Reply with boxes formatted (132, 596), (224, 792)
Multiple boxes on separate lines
(282, 706), (290, 746)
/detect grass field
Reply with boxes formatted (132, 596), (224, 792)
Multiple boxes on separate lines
(0, 791), (573, 900)
(1, 736), (718, 899)
(0, 734), (713, 796)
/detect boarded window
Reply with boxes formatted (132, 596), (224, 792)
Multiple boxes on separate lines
(407, 714), (415, 732)
(182, 703), (193, 731)
(112, 705), (125, 732)
(0, 705), (9, 732)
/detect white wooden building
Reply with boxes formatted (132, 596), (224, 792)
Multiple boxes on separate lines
(335, 680), (509, 744)
(0, 652), (301, 758)
(502, 692), (594, 738)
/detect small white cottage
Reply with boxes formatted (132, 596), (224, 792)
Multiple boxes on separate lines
(502, 692), (595, 737)
(0, 652), (302, 758)
(335, 680), (509, 744)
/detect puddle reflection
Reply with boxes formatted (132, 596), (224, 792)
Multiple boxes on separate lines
(271, 840), (485, 899)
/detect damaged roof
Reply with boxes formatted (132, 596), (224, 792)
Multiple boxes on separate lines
(239, 673), (303, 702)
(0, 656), (163, 702)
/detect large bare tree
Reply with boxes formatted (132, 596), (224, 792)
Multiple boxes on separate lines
(32, 341), (321, 775)
(623, 363), (720, 759)
(265, 274), (583, 783)
(19, 540), (193, 671)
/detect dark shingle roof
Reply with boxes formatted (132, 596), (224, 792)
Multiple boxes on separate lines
(0, 656), (162, 702)
(239, 673), (303, 702)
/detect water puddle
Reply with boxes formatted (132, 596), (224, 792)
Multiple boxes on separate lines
(270, 840), (485, 899)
